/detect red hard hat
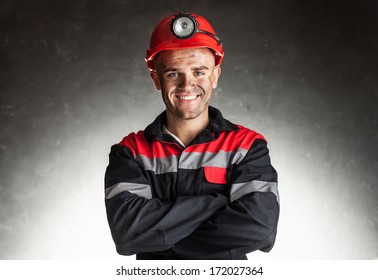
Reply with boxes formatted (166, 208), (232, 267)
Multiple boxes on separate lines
(145, 12), (224, 71)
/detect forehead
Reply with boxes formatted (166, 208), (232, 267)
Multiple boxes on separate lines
(155, 48), (215, 69)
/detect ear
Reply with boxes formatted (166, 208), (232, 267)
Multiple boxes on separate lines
(211, 66), (221, 89)
(150, 71), (161, 91)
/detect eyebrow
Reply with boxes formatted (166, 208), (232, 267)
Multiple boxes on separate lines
(192, 66), (210, 71)
(163, 68), (178, 73)
(162, 66), (210, 73)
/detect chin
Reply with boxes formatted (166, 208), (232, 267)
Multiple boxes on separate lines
(180, 110), (206, 120)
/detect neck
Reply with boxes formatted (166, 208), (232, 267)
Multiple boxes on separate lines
(166, 110), (209, 146)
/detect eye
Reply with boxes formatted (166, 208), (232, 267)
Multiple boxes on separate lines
(194, 71), (205, 76)
(167, 72), (178, 78)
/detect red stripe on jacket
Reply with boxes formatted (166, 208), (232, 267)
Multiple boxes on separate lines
(119, 125), (266, 159)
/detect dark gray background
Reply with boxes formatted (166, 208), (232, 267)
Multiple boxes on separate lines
(0, 0), (377, 259)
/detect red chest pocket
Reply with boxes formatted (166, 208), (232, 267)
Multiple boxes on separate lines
(203, 166), (227, 184)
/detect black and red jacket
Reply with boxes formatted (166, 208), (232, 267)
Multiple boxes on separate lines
(105, 106), (279, 259)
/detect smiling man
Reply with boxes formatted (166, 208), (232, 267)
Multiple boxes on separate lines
(151, 48), (221, 146)
(105, 12), (280, 260)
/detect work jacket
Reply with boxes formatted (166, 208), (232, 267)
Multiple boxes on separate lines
(105, 106), (279, 259)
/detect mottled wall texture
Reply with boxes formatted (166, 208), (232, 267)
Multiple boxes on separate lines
(0, 0), (377, 259)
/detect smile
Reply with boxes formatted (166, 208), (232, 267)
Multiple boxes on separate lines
(177, 95), (199, 101)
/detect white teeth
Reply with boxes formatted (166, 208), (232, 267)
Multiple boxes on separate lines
(179, 95), (197, 100)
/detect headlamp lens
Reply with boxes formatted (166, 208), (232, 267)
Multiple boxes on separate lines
(172, 15), (196, 38)
(171, 13), (222, 45)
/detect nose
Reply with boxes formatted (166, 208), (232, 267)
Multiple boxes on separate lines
(178, 74), (195, 91)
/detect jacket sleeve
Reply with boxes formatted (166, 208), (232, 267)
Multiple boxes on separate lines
(169, 139), (280, 259)
(104, 144), (228, 255)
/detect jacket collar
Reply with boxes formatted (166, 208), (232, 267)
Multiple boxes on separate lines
(144, 106), (238, 144)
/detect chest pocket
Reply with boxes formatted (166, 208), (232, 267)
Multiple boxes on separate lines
(203, 166), (227, 184)
(202, 166), (229, 196)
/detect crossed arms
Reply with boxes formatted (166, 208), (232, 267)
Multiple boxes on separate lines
(104, 139), (279, 259)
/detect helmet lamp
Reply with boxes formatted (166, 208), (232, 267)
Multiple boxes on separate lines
(172, 14), (197, 38)
(171, 13), (222, 45)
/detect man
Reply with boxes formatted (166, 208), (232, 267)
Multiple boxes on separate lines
(104, 12), (279, 260)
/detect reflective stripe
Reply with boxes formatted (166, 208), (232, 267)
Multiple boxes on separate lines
(134, 148), (248, 174)
(136, 154), (179, 174)
(105, 182), (152, 199)
(179, 148), (248, 169)
(230, 180), (279, 203)
(136, 148), (248, 174)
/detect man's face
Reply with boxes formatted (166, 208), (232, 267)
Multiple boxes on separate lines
(150, 48), (221, 121)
